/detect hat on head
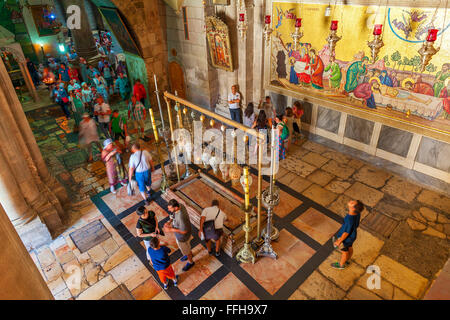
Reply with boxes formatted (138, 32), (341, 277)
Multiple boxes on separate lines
(103, 139), (113, 149)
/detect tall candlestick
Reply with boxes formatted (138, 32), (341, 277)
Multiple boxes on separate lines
(149, 108), (159, 143)
(153, 74), (165, 131)
(244, 166), (249, 210)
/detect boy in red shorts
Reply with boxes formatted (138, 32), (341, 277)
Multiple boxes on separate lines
(148, 237), (178, 290)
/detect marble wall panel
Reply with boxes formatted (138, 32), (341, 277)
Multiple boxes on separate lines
(377, 125), (413, 158)
(269, 92), (288, 116)
(316, 106), (340, 134)
(415, 137), (450, 172)
(344, 115), (374, 145)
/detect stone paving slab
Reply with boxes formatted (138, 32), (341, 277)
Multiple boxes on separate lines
(372, 255), (429, 299)
(69, 220), (111, 253)
(344, 182), (384, 208)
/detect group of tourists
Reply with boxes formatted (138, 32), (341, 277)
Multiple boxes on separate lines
(228, 85), (304, 160)
(136, 197), (228, 290)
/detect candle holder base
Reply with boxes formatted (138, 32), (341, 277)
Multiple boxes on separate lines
(252, 236), (265, 247)
(236, 243), (256, 264)
(182, 165), (194, 180)
(256, 239), (277, 260)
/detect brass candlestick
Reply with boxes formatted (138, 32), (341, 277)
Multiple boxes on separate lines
(236, 166), (256, 264)
(164, 96), (181, 183)
(149, 108), (169, 192)
(367, 34), (384, 63)
(326, 29), (341, 57)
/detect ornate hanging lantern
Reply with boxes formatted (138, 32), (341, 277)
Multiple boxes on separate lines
(418, 29), (440, 72)
(291, 18), (303, 50)
(326, 20), (341, 56)
(367, 24), (384, 63)
(263, 15), (273, 46)
(418, 0), (447, 72)
(237, 1), (247, 39)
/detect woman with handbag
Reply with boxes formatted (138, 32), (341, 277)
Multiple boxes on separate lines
(198, 200), (228, 257)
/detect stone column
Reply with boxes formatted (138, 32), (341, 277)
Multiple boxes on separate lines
(62, 0), (99, 60)
(227, 1), (239, 93)
(237, 1), (254, 106)
(0, 58), (66, 236)
(0, 45), (69, 210)
(0, 203), (54, 300)
(0, 148), (34, 225)
(252, 0), (265, 102)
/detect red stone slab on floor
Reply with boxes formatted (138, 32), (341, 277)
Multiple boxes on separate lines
(201, 273), (259, 300)
(291, 207), (341, 245)
(424, 258), (450, 300)
(275, 189), (303, 218)
(172, 244), (222, 296)
(241, 229), (315, 295)
(131, 277), (162, 300)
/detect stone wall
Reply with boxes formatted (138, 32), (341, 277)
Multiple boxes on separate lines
(109, 0), (169, 107)
(268, 89), (450, 190)
(165, 0), (211, 108)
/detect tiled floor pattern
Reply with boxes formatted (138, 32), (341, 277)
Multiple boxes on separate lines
(24, 96), (450, 300)
(88, 163), (345, 300)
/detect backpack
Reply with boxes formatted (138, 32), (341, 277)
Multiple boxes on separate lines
(280, 122), (289, 140)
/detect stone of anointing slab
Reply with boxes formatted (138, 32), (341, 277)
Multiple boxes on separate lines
(69, 220), (111, 253)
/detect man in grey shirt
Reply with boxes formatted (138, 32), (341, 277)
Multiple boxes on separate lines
(164, 199), (195, 271)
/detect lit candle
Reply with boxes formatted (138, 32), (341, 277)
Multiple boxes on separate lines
(265, 15), (271, 24)
(373, 24), (383, 36)
(210, 119), (215, 127)
(149, 108), (159, 143)
(331, 20), (338, 31)
(153, 74), (158, 91)
(427, 29), (438, 42)
(239, 13), (245, 22)
(295, 18), (302, 28)
(244, 166), (249, 210)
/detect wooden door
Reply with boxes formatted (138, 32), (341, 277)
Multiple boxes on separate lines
(168, 61), (186, 99)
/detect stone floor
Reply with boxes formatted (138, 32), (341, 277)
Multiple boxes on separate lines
(23, 93), (450, 300)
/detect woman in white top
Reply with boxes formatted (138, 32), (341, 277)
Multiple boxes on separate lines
(243, 102), (256, 127)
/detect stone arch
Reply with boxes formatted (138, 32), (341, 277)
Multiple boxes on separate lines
(108, 0), (169, 105)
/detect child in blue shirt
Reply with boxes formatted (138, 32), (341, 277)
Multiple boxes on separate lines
(332, 199), (364, 269)
(148, 237), (178, 290)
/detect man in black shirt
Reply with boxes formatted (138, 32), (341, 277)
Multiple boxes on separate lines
(136, 206), (160, 261)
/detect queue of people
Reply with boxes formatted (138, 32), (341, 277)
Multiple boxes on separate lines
(228, 85), (305, 161)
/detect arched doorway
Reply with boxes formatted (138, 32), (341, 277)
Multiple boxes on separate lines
(168, 61), (186, 99)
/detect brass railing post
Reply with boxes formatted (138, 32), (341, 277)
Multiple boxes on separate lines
(164, 96), (180, 183)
